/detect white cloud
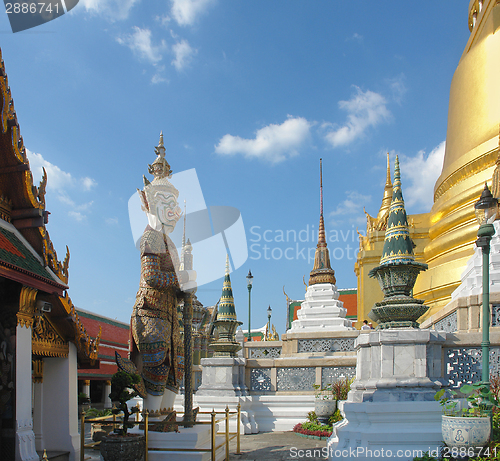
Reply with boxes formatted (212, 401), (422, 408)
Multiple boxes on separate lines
(399, 141), (446, 212)
(387, 74), (407, 104)
(106, 217), (119, 226)
(329, 191), (372, 226)
(348, 33), (363, 43)
(82, 177), (97, 191)
(79, 0), (139, 21)
(215, 116), (312, 164)
(171, 39), (197, 71)
(69, 211), (85, 221)
(28, 150), (74, 191)
(170, 0), (217, 26)
(26, 149), (96, 220)
(324, 87), (391, 148)
(117, 27), (167, 65)
(152, 66), (168, 84)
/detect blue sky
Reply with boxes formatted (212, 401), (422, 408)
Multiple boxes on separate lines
(0, 1), (470, 332)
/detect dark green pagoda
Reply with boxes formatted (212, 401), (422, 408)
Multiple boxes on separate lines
(209, 255), (242, 357)
(368, 156), (429, 329)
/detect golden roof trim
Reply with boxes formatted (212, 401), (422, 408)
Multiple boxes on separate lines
(434, 146), (498, 202)
(32, 339), (69, 358)
(59, 292), (101, 365)
(41, 227), (69, 285)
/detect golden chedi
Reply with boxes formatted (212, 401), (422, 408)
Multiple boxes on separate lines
(413, 0), (500, 318)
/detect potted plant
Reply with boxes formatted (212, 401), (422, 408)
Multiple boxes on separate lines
(100, 371), (145, 461)
(331, 376), (353, 402)
(85, 408), (114, 442)
(435, 382), (497, 452)
(313, 383), (336, 424)
(313, 377), (353, 424)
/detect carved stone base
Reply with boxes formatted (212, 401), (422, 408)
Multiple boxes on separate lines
(16, 419), (38, 461)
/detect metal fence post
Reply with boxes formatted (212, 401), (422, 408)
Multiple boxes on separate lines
(144, 409), (149, 461)
(225, 405), (229, 460)
(237, 402), (241, 454)
(80, 410), (85, 461)
(211, 409), (216, 461)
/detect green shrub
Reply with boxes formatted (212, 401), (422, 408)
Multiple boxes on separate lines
(85, 407), (113, 418)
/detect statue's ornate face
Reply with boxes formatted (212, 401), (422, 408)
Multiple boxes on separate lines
(152, 190), (181, 232)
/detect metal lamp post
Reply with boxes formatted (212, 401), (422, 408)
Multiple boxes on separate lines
(474, 183), (498, 394)
(246, 270), (253, 342)
(267, 305), (272, 340)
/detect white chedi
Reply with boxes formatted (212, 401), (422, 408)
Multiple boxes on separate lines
(290, 283), (354, 331)
(451, 220), (500, 300)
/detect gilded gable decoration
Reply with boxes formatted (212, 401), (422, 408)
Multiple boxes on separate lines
(32, 359), (43, 383)
(17, 286), (38, 328)
(41, 227), (69, 285)
(0, 195), (12, 222)
(59, 293), (101, 365)
(32, 316), (69, 358)
(37, 168), (47, 209)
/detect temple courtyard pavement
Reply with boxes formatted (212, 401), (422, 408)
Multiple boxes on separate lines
(80, 424), (327, 461)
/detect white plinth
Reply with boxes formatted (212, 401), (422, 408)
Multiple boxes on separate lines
(196, 357), (247, 397)
(328, 329), (446, 460)
(290, 283), (354, 331)
(130, 425), (225, 461)
(328, 400), (443, 461)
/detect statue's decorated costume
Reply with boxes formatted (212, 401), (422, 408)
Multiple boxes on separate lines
(131, 227), (183, 395)
(117, 132), (185, 402)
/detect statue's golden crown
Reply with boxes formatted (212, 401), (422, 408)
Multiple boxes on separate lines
(138, 132), (179, 213)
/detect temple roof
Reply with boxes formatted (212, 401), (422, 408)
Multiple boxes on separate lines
(0, 47), (100, 367)
(0, 220), (66, 293)
(309, 159), (336, 285)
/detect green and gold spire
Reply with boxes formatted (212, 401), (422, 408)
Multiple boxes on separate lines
(309, 159), (336, 285)
(368, 156), (429, 329)
(217, 255), (237, 320)
(379, 156), (420, 266)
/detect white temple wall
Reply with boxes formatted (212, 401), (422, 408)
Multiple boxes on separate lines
(41, 343), (79, 461)
(15, 322), (38, 461)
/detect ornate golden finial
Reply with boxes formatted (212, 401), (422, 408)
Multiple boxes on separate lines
(225, 254), (230, 275)
(308, 159), (336, 285)
(283, 286), (290, 303)
(376, 152), (393, 222)
(318, 158), (326, 245)
(148, 131), (172, 180)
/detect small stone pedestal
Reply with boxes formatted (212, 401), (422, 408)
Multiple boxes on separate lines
(194, 357), (256, 434)
(328, 329), (446, 461)
(196, 357), (247, 397)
